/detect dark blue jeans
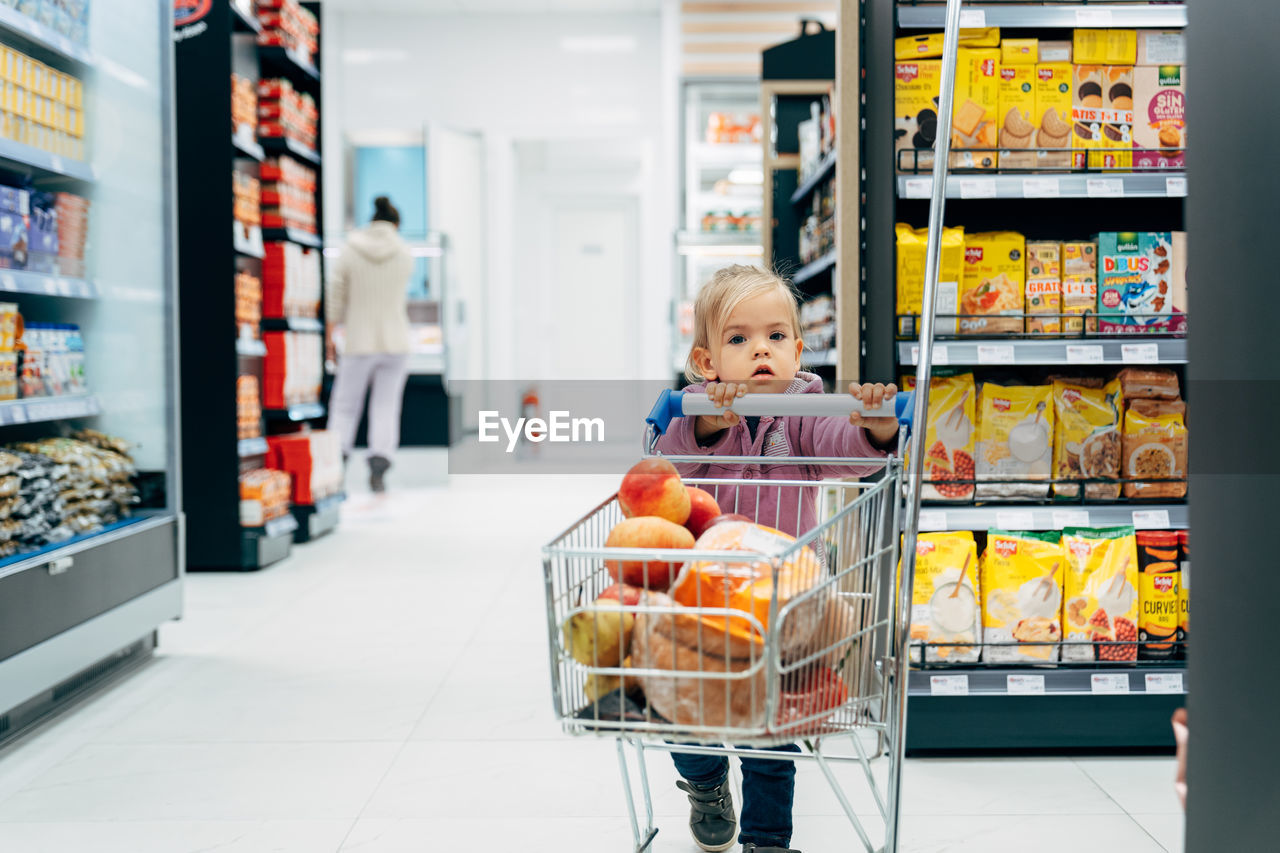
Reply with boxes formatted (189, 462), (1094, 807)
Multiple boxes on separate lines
(672, 743), (802, 848)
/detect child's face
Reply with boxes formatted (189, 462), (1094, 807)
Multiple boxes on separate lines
(694, 289), (803, 393)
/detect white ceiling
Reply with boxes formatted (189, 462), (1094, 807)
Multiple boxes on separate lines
(322, 0), (661, 12)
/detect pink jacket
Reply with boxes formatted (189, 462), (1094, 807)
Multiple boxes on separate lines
(653, 372), (889, 540)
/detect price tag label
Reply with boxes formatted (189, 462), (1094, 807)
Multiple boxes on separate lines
(917, 510), (948, 532)
(10, 405), (27, 424)
(930, 674), (969, 696)
(1022, 178), (1060, 198)
(1087, 178), (1125, 198)
(1076, 8), (1114, 25)
(1052, 510), (1091, 529)
(1122, 343), (1160, 363)
(959, 178), (997, 199)
(1132, 509), (1172, 529)
(1091, 673), (1130, 694)
(959, 9), (986, 28)
(910, 344), (949, 366)
(904, 178), (933, 199)
(977, 344), (1015, 365)
(996, 510), (1036, 530)
(50, 155), (64, 173)
(1007, 674), (1046, 695)
(1145, 673), (1185, 694)
(1166, 176), (1187, 197)
(1066, 345), (1104, 364)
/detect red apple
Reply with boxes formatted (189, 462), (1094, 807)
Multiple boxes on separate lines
(683, 486), (722, 539)
(598, 582), (643, 607)
(604, 516), (695, 590)
(618, 458), (690, 525)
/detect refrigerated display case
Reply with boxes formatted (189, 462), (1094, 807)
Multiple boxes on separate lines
(0, 0), (181, 741)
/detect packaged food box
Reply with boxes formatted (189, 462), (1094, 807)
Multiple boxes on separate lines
(1178, 530), (1189, 652)
(893, 59), (942, 173)
(906, 531), (981, 663)
(1033, 63), (1073, 169)
(1137, 30), (1186, 66)
(1001, 38), (1037, 66)
(0, 303), (18, 352)
(1115, 367), (1180, 400)
(1053, 378), (1122, 499)
(1133, 65), (1185, 169)
(976, 383), (1054, 499)
(1093, 66), (1134, 170)
(1071, 65), (1105, 169)
(959, 231), (1025, 334)
(1062, 526), (1139, 662)
(1169, 231), (1187, 334)
(1136, 530), (1181, 660)
(1098, 231), (1172, 333)
(1122, 397), (1187, 499)
(0, 351), (16, 401)
(997, 63), (1037, 169)
(894, 28), (1001, 60)
(1074, 29), (1137, 64)
(0, 210), (28, 269)
(981, 530), (1064, 663)
(1039, 40), (1072, 63)
(895, 223), (964, 336)
(920, 372), (976, 502)
(1025, 241), (1062, 333)
(1061, 241), (1098, 333)
(950, 48), (1000, 170)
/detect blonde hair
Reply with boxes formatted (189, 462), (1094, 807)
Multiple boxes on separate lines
(685, 264), (804, 383)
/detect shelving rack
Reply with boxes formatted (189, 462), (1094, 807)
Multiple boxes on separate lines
(0, 0), (182, 743)
(176, 0), (335, 571)
(863, 0), (1189, 751)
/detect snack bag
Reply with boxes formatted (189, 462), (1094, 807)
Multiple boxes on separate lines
(959, 232), (1025, 335)
(1025, 242), (1062, 333)
(981, 530), (1064, 662)
(975, 383), (1054, 499)
(1061, 526), (1139, 662)
(920, 373), (976, 502)
(1136, 530), (1181, 660)
(896, 223), (964, 336)
(1062, 241), (1098, 333)
(904, 531), (981, 663)
(1053, 378), (1122, 499)
(1122, 398), (1188, 499)
(1115, 367), (1179, 400)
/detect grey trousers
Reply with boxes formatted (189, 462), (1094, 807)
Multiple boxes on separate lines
(329, 353), (410, 460)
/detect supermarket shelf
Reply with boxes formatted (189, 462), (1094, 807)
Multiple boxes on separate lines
(233, 223), (266, 258)
(0, 269), (96, 299)
(264, 402), (325, 422)
(690, 142), (762, 166)
(0, 511), (175, 585)
(231, 0), (261, 34)
(238, 436), (269, 458)
(232, 126), (265, 161)
(0, 394), (99, 427)
(897, 4), (1187, 29)
(258, 45), (320, 85)
(897, 173), (1187, 200)
(262, 227), (322, 249)
(899, 338), (1187, 367)
(262, 316), (323, 333)
(258, 135), (321, 165)
(0, 4), (94, 67)
(909, 666), (1186, 698)
(792, 251), (837, 285)
(791, 149), (837, 206)
(0, 138), (93, 182)
(236, 337), (267, 357)
(913, 503), (1188, 532)
(675, 230), (765, 256)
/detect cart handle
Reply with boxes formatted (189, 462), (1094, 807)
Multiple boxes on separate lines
(645, 388), (915, 436)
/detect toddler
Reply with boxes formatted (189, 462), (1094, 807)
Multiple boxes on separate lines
(654, 264), (898, 853)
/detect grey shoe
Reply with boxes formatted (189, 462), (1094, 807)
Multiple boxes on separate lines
(368, 455), (390, 493)
(677, 778), (737, 852)
(742, 845), (800, 852)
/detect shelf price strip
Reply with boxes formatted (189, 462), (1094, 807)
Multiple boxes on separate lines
(917, 510), (947, 532)
(1086, 178), (1125, 198)
(1066, 345), (1104, 364)
(958, 178), (996, 199)
(1121, 343), (1160, 363)
(1132, 509), (1172, 529)
(1166, 176), (1187, 197)
(1145, 673), (1185, 694)
(910, 344), (948, 366)
(977, 344), (1015, 365)
(995, 510), (1035, 530)
(1091, 673), (1130, 694)
(1006, 674), (1046, 695)
(1076, 8), (1114, 26)
(1022, 178), (1060, 198)
(1052, 510), (1091, 529)
(930, 674), (969, 696)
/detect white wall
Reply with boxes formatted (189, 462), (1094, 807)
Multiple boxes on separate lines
(322, 9), (676, 381)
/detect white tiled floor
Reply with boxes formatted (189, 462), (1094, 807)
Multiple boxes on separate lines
(0, 451), (1185, 852)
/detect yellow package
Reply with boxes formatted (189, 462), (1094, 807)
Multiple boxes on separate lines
(1001, 38), (1038, 66)
(1072, 64), (1105, 169)
(1092, 66), (1134, 170)
(894, 59), (942, 173)
(959, 231), (1025, 334)
(1061, 241), (1098, 333)
(1026, 242), (1062, 333)
(1062, 526), (1139, 662)
(1035, 62), (1073, 169)
(981, 530), (1064, 663)
(1053, 378), (1122, 500)
(976, 383), (1054, 499)
(894, 28), (1002, 60)
(904, 531), (981, 663)
(997, 64), (1037, 169)
(950, 48), (1000, 170)
(1122, 398), (1188, 499)
(1107, 30), (1138, 64)
(895, 223), (964, 336)
(1073, 29), (1137, 65)
(920, 373), (976, 503)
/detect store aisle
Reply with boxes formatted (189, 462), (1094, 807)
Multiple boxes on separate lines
(0, 452), (1183, 852)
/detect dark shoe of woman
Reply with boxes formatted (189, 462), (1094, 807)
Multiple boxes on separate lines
(368, 455), (391, 493)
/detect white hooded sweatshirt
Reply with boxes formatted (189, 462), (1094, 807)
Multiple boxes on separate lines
(326, 221), (414, 355)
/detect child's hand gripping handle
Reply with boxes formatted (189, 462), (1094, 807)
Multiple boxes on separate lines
(645, 388), (916, 435)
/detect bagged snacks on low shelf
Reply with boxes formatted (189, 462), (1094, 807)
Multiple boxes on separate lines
(904, 531), (981, 663)
(919, 373), (976, 502)
(1052, 378), (1123, 500)
(1122, 398), (1188, 499)
(975, 383), (1054, 499)
(1061, 526), (1139, 662)
(980, 530), (1065, 663)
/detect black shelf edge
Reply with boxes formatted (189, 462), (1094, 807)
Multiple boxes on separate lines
(262, 227), (322, 249)
(790, 150), (837, 206)
(258, 135), (321, 165)
(262, 316), (323, 333)
(792, 251), (837, 285)
(0, 269), (97, 299)
(0, 394), (99, 427)
(231, 0), (262, 34)
(0, 4), (94, 67)
(0, 138), (93, 182)
(264, 402), (325, 422)
(237, 436), (269, 458)
(258, 45), (320, 84)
